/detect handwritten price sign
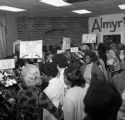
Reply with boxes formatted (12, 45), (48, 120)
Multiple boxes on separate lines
(62, 37), (71, 50)
(82, 34), (96, 43)
(70, 47), (78, 53)
(0, 59), (15, 69)
(20, 40), (42, 59)
(57, 50), (65, 54)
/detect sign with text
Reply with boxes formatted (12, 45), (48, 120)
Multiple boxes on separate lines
(57, 50), (65, 54)
(62, 37), (71, 50)
(70, 47), (79, 53)
(0, 59), (15, 69)
(89, 14), (125, 33)
(20, 40), (42, 59)
(82, 34), (96, 43)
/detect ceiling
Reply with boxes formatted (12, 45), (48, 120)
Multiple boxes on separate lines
(0, 0), (125, 17)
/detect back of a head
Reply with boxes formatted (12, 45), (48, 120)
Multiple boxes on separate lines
(97, 43), (107, 53)
(52, 53), (69, 68)
(43, 62), (58, 78)
(84, 74), (122, 120)
(20, 64), (41, 87)
(64, 63), (85, 87)
(85, 50), (98, 63)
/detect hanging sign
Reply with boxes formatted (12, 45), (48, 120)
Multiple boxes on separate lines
(62, 37), (71, 50)
(57, 50), (65, 54)
(82, 34), (96, 43)
(20, 40), (42, 59)
(0, 59), (15, 69)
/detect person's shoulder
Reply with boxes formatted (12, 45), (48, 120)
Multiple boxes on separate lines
(66, 86), (85, 97)
(49, 77), (57, 83)
(112, 71), (125, 81)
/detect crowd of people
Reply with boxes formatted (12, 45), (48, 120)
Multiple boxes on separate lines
(0, 42), (125, 120)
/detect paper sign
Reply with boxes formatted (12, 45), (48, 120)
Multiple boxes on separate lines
(20, 40), (42, 59)
(70, 47), (79, 53)
(37, 58), (42, 63)
(62, 37), (71, 50)
(57, 50), (65, 54)
(82, 34), (96, 43)
(13, 40), (21, 54)
(0, 59), (15, 69)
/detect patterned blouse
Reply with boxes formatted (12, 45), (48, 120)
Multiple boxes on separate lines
(17, 86), (63, 120)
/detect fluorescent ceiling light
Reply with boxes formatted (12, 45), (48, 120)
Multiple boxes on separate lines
(40, 0), (71, 7)
(0, 6), (26, 12)
(72, 9), (92, 14)
(118, 4), (125, 9)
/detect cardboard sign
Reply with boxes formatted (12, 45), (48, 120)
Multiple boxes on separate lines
(82, 34), (96, 43)
(62, 37), (71, 50)
(0, 59), (15, 69)
(13, 40), (21, 54)
(70, 47), (79, 53)
(57, 50), (65, 54)
(20, 40), (42, 59)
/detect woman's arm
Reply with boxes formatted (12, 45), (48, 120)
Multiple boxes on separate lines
(39, 92), (63, 120)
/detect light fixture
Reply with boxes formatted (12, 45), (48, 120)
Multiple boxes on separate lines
(0, 6), (26, 12)
(118, 4), (125, 9)
(40, 0), (71, 7)
(72, 9), (92, 14)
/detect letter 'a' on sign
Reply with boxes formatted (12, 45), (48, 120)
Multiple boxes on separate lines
(20, 40), (43, 59)
(62, 37), (71, 50)
(82, 34), (96, 43)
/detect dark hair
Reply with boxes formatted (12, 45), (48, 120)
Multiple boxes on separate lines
(64, 64), (85, 87)
(84, 51), (98, 63)
(43, 62), (58, 78)
(52, 53), (69, 68)
(16, 59), (25, 68)
(84, 74), (122, 120)
(97, 43), (107, 53)
(117, 43), (125, 50)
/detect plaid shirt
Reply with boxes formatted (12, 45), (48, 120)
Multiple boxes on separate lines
(17, 86), (63, 120)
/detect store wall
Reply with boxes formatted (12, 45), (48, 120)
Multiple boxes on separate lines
(17, 17), (88, 46)
(89, 13), (125, 44)
(6, 15), (18, 56)
(3, 16), (88, 56)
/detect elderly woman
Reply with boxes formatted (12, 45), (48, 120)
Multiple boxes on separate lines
(81, 50), (105, 84)
(63, 64), (89, 120)
(17, 64), (63, 120)
(107, 43), (120, 79)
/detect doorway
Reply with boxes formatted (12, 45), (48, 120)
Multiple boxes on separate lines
(103, 34), (121, 49)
